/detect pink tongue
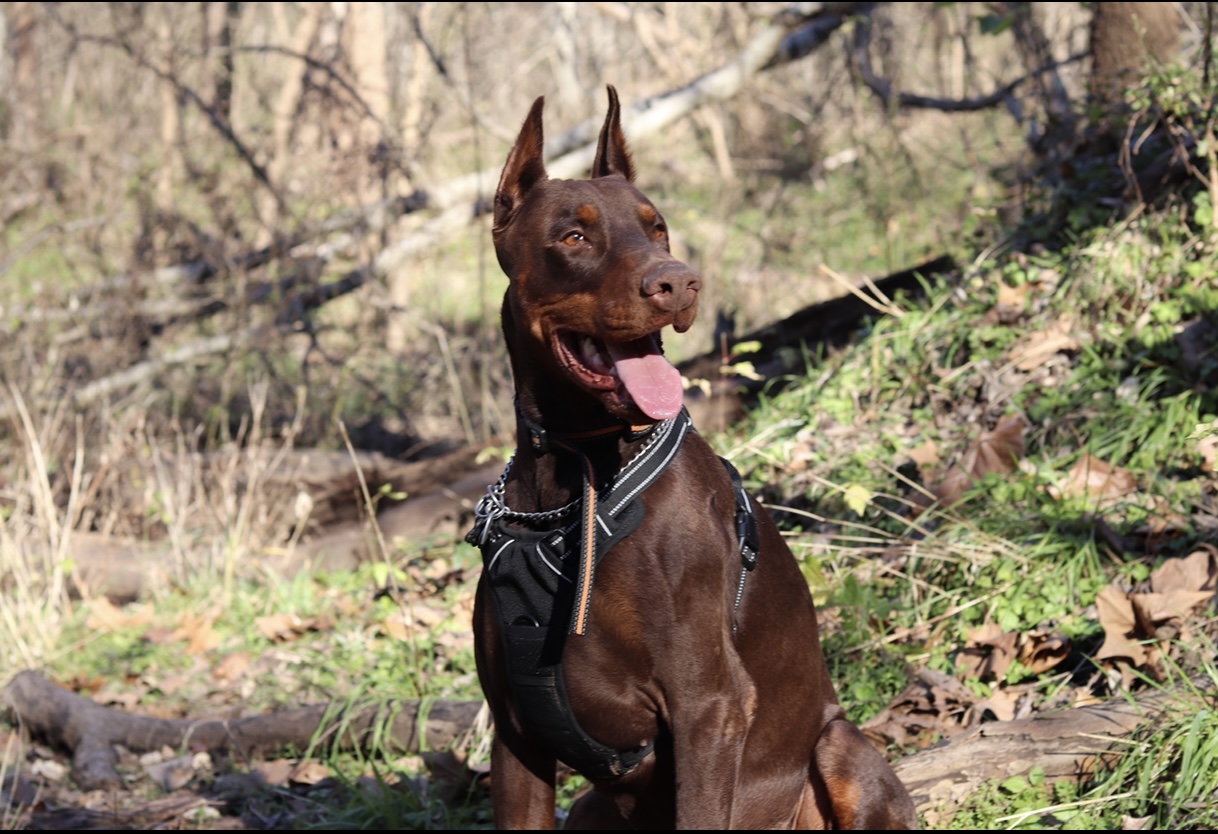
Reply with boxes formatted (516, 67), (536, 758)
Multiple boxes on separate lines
(606, 338), (684, 420)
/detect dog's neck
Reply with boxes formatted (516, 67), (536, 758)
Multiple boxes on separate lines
(505, 384), (657, 515)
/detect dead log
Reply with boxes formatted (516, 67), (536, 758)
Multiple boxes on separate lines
(1, 670), (485, 792)
(893, 681), (1213, 826)
(59, 446), (501, 602)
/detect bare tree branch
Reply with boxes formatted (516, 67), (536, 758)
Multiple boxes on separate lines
(43, 6), (286, 214)
(850, 14), (1087, 117)
(234, 43), (394, 137)
(30, 2), (862, 310)
(435, 2), (874, 204)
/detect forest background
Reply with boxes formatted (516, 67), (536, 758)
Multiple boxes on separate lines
(1, 2), (1217, 830)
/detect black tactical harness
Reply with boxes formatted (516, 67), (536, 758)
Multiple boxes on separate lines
(466, 407), (761, 780)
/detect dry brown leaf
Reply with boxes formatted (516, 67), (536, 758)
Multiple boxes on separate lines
(1094, 585), (1147, 665)
(906, 439), (941, 468)
(256, 611), (334, 642)
(931, 415), (1027, 508)
(170, 610), (222, 655)
(997, 282), (1031, 308)
(144, 754), (197, 791)
(94, 687), (145, 710)
(1150, 547), (1218, 594)
(956, 623), (1019, 682)
(987, 282), (1031, 325)
(1006, 316), (1081, 371)
(212, 652), (252, 683)
(975, 686), (1020, 722)
(288, 760), (331, 786)
(250, 760), (294, 787)
(64, 673), (106, 694)
(1130, 591), (1214, 640)
(1050, 454), (1137, 507)
(422, 557), (452, 581)
(255, 612), (303, 642)
(1018, 630), (1072, 675)
(85, 598), (155, 633)
(861, 668), (976, 748)
(382, 613), (410, 641)
(409, 601), (447, 628)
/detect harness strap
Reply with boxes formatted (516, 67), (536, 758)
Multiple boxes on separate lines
(720, 457), (760, 633)
(492, 408), (693, 636)
(546, 435), (600, 636)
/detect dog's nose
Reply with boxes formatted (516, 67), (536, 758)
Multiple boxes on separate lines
(642, 261), (701, 314)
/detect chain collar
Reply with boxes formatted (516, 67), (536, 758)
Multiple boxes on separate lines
(469, 412), (682, 545)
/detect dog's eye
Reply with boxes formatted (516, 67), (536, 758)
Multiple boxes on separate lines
(653, 225), (667, 242)
(561, 232), (585, 246)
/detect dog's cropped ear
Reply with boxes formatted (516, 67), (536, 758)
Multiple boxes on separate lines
(591, 85), (635, 182)
(494, 96), (549, 232)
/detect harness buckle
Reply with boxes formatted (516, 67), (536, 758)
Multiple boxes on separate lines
(528, 424), (550, 453)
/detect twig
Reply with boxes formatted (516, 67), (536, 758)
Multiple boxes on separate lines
(817, 263), (906, 318)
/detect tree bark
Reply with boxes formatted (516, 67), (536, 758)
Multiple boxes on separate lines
(1089, 2), (1182, 131)
(156, 10), (180, 216)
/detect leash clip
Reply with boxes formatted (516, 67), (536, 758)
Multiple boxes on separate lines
(467, 475), (510, 547)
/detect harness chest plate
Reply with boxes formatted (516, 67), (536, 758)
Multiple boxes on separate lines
(467, 411), (760, 781)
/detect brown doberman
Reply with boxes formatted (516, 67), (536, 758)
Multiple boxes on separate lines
(468, 86), (917, 830)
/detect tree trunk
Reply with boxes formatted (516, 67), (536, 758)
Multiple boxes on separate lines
(156, 11), (180, 216)
(1089, 2), (1182, 131)
(6, 1), (38, 149)
(258, 2), (325, 238)
(204, 1), (238, 122)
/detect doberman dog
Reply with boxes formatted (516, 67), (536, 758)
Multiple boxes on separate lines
(468, 86), (917, 830)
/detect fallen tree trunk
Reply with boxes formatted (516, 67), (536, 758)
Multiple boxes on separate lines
(893, 682), (1212, 826)
(52, 445), (501, 603)
(1, 670), (485, 792)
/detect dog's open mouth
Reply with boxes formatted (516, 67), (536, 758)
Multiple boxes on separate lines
(555, 330), (684, 421)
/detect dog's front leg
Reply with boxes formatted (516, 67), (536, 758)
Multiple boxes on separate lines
(491, 729), (558, 830)
(668, 648), (757, 828)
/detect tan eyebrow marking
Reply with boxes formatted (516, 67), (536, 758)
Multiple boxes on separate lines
(576, 204), (600, 225)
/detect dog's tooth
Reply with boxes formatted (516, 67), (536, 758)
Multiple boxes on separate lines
(579, 335), (613, 374)
(581, 335), (598, 361)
